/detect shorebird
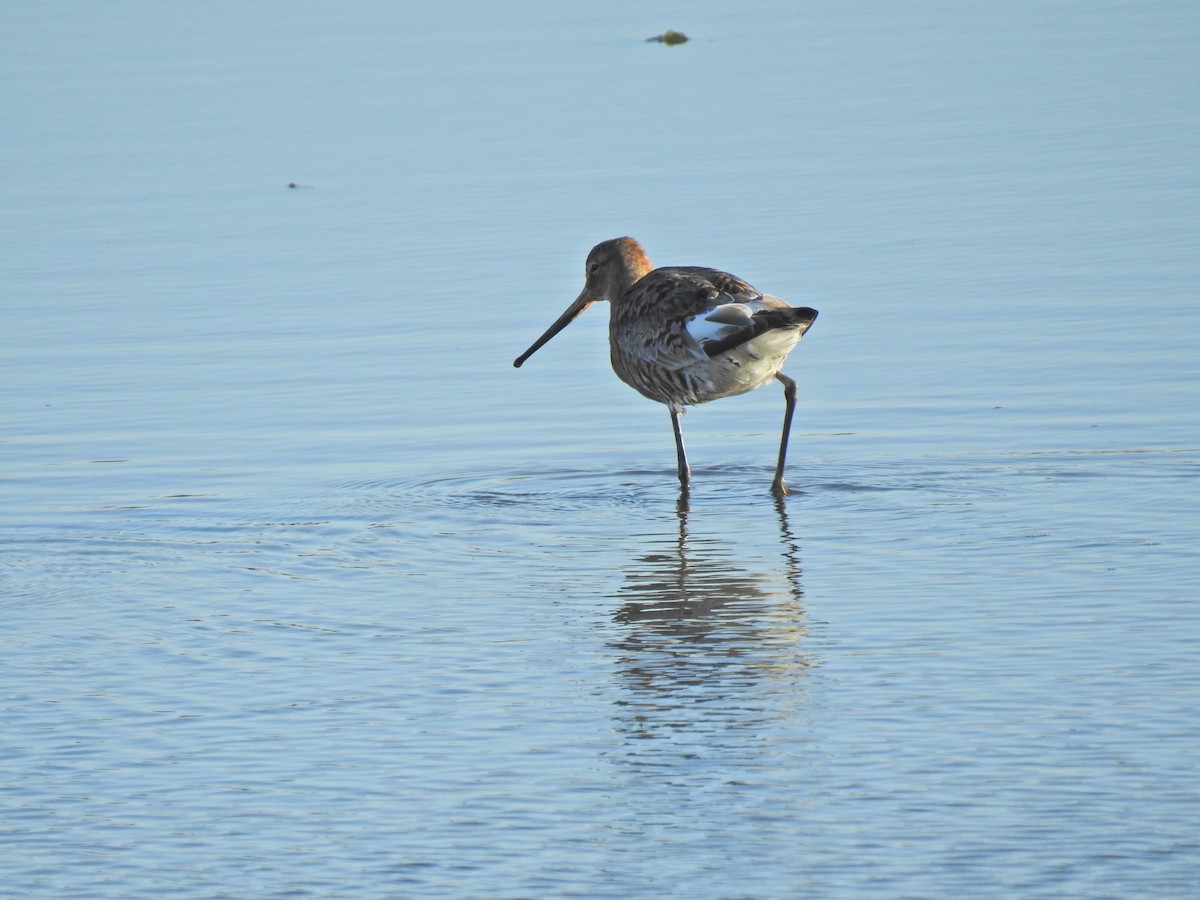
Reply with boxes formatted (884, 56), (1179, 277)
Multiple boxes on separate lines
(514, 237), (818, 496)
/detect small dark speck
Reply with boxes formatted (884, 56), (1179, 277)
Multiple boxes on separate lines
(647, 29), (688, 45)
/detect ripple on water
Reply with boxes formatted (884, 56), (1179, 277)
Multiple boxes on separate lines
(330, 467), (693, 518)
(6, 447), (1189, 618)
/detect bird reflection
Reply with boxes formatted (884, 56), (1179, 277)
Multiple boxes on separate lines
(610, 493), (813, 749)
(614, 494), (803, 629)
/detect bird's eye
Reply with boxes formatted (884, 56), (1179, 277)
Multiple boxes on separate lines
(587, 262), (599, 275)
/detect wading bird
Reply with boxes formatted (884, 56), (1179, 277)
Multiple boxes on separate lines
(514, 237), (817, 496)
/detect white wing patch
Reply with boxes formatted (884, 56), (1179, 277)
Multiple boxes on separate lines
(684, 301), (761, 348)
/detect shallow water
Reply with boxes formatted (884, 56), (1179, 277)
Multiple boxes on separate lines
(3, 2), (1199, 897)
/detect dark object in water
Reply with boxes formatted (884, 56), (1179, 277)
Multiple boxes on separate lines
(647, 30), (688, 45)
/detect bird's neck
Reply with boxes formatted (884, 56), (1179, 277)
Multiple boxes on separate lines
(611, 251), (654, 302)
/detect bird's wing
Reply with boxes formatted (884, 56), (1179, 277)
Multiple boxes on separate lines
(616, 267), (771, 371)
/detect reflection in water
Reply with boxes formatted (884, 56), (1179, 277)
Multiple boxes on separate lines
(611, 496), (814, 756)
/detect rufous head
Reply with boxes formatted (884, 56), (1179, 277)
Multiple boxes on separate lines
(513, 237), (654, 368)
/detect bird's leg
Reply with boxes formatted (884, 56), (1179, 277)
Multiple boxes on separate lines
(771, 372), (798, 497)
(669, 405), (691, 490)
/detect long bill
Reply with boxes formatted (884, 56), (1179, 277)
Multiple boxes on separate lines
(512, 290), (594, 368)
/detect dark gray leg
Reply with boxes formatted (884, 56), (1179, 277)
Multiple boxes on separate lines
(669, 405), (690, 489)
(771, 372), (797, 496)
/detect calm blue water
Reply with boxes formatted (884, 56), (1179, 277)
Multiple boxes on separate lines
(3, 2), (1199, 896)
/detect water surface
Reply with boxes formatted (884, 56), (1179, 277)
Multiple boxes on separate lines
(3, 2), (1198, 896)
